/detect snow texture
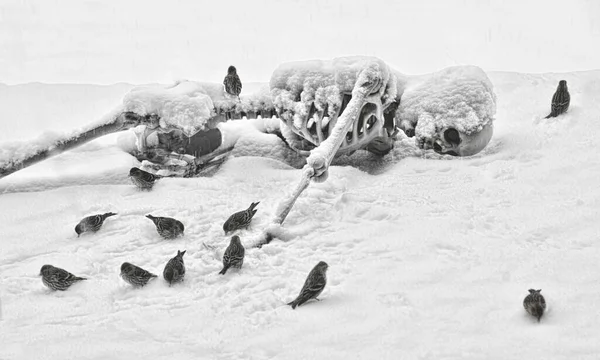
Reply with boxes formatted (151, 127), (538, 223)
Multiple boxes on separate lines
(2, 70), (600, 359)
(270, 56), (397, 131)
(0, 105), (125, 172)
(124, 80), (274, 121)
(123, 81), (216, 137)
(397, 65), (497, 142)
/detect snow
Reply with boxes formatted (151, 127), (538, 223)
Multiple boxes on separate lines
(2, 69), (600, 359)
(123, 81), (216, 137)
(271, 56), (397, 130)
(0, 105), (126, 173)
(123, 80), (275, 133)
(398, 65), (497, 143)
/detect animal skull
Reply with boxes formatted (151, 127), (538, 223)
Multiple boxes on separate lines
(418, 122), (494, 157)
(397, 65), (497, 158)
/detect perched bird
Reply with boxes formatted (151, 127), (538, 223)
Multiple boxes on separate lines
(545, 80), (570, 118)
(287, 261), (329, 309)
(219, 235), (245, 275)
(75, 212), (117, 236)
(146, 215), (185, 239)
(523, 289), (546, 322)
(163, 250), (186, 285)
(223, 65), (242, 99)
(39, 264), (87, 291)
(120, 262), (158, 287)
(129, 167), (160, 190)
(223, 202), (259, 234)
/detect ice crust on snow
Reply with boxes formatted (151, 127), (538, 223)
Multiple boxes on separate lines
(397, 65), (497, 141)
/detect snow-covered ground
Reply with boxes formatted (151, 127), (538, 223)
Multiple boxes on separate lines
(1, 70), (600, 359)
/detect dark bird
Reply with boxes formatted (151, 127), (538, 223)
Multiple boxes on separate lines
(223, 65), (242, 99)
(163, 250), (186, 285)
(545, 80), (570, 118)
(223, 202), (259, 234)
(75, 212), (117, 236)
(39, 264), (87, 291)
(129, 167), (161, 190)
(523, 289), (546, 322)
(219, 235), (245, 275)
(146, 214), (184, 239)
(120, 262), (158, 287)
(288, 261), (329, 309)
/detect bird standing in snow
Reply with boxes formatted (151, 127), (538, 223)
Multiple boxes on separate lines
(223, 201), (259, 234)
(545, 80), (570, 118)
(163, 250), (186, 285)
(523, 289), (546, 322)
(146, 214), (185, 239)
(39, 264), (87, 291)
(219, 235), (245, 275)
(287, 261), (329, 309)
(120, 262), (157, 287)
(129, 167), (160, 190)
(223, 65), (242, 100)
(75, 212), (117, 236)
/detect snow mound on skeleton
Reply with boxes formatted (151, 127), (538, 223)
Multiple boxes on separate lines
(231, 131), (306, 168)
(398, 65), (496, 141)
(123, 81), (216, 137)
(238, 84), (274, 113)
(270, 56), (397, 130)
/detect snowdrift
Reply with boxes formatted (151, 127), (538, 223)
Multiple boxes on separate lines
(1, 70), (600, 359)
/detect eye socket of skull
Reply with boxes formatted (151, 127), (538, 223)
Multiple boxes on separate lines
(443, 128), (461, 146)
(434, 122), (493, 157)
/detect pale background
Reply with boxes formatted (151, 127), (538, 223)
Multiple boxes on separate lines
(1, 0), (599, 85)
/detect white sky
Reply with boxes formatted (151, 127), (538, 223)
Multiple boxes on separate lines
(1, 0), (599, 85)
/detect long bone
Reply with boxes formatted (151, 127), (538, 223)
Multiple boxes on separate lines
(0, 110), (142, 180)
(257, 63), (385, 245)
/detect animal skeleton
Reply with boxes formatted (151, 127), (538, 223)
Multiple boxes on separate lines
(0, 56), (496, 245)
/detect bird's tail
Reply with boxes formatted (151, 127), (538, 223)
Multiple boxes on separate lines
(287, 300), (298, 309)
(248, 202), (260, 212)
(103, 212), (117, 218)
(534, 305), (544, 322)
(219, 265), (230, 275)
(74, 276), (87, 281)
(544, 113), (552, 119)
(151, 274), (158, 278)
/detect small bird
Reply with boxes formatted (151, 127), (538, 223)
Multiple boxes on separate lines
(523, 289), (546, 322)
(163, 250), (186, 285)
(146, 215), (184, 239)
(75, 212), (117, 236)
(129, 167), (160, 190)
(219, 235), (245, 275)
(223, 65), (242, 100)
(288, 261), (329, 309)
(545, 80), (570, 119)
(223, 202), (259, 234)
(39, 264), (87, 291)
(120, 262), (158, 287)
